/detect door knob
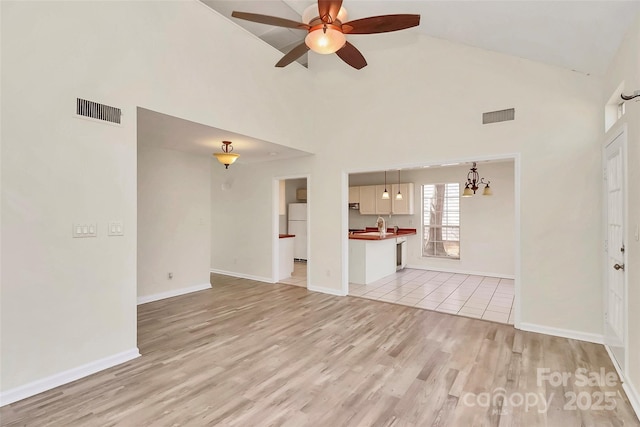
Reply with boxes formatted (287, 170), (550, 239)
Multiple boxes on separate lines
(613, 263), (625, 271)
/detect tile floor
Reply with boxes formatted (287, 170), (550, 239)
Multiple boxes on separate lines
(278, 263), (515, 325)
(349, 269), (515, 324)
(278, 261), (307, 288)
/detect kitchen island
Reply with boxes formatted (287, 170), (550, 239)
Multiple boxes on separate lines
(349, 228), (416, 285)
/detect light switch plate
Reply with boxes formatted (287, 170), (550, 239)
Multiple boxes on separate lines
(108, 221), (124, 236)
(73, 223), (97, 238)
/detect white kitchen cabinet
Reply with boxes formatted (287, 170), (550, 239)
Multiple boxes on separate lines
(278, 236), (294, 280)
(348, 186), (360, 204)
(392, 183), (415, 215)
(375, 185), (392, 215)
(357, 183), (414, 215)
(358, 185), (377, 214)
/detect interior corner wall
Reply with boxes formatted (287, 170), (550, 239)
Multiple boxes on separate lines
(603, 11), (640, 408)
(348, 161), (515, 278)
(137, 145), (211, 300)
(1, 0), (310, 397)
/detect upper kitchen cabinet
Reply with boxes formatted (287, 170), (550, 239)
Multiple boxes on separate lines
(392, 183), (415, 215)
(358, 185), (377, 214)
(353, 183), (415, 215)
(375, 185), (392, 215)
(348, 186), (360, 204)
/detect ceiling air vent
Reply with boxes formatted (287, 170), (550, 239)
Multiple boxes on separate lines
(76, 98), (121, 124)
(482, 108), (515, 125)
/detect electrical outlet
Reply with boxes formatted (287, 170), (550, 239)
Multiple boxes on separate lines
(168, 272), (173, 279)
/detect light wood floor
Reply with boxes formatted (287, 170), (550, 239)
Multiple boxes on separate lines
(2, 274), (638, 426)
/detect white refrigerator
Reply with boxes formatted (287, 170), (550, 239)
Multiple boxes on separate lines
(288, 203), (307, 261)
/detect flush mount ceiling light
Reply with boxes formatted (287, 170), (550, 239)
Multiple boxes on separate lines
(213, 141), (239, 169)
(396, 170), (403, 200)
(231, 0), (420, 70)
(462, 162), (492, 197)
(382, 171), (390, 200)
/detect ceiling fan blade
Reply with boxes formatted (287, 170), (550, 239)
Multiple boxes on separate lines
(318, 0), (343, 23)
(342, 14), (420, 34)
(335, 41), (367, 70)
(275, 42), (310, 68)
(231, 11), (310, 30)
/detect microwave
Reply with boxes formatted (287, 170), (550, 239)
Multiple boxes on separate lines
(348, 203), (360, 210)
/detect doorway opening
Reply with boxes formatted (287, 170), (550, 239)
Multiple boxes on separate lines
(343, 156), (520, 326)
(274, 176), (309, 288)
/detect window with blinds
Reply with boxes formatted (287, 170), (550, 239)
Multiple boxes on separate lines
(422, 183), (460, 258)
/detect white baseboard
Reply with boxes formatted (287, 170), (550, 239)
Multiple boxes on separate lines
(137, 283), (211, 305)
(307, 284), (347, 297)
(405, 264), (514, 279)
(0, 348), (140, 407)
(518, 322), (604, 344)
(210, 269), (274, 284)
(604, 345), (640, 420)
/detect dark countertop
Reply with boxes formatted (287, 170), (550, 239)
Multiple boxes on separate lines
(348, 228), (417, 241)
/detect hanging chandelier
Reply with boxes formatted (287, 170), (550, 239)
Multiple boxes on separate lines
(213, 141), (239, 169)
(462, 162), (492, 197)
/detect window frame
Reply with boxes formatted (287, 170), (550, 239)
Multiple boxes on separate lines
(421, 182), (460, 259)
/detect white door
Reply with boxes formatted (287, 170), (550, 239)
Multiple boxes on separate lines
(604, 131), (626, 372)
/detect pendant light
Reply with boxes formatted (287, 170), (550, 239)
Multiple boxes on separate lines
(382, 171), (390, 199)
(213, 141), (239, 169)
(395, 170), (403, 200)
(462, 162), (491, 197)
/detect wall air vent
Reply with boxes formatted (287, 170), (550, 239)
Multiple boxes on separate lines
(482, 108), (515, 124)
(76, 98), (121, 124)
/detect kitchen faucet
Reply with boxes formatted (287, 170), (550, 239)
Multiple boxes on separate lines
(376, 216), (386, 236)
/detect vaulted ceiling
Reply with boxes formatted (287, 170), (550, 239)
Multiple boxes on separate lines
(202, 0), (640, 75)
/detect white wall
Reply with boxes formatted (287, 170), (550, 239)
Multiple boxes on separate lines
(210, 159), (313, 282)
(209, 29), (604, 338)
(349, 161), (515, 277)
(603, 13), (640, 411)
(1, 0), (310, 398)
(3, 0), (635, 405)
(137, 145), (211, 300)
(306, 33), (604, 335)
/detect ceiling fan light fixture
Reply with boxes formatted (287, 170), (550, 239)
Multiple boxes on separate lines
(305, 25), (346, 54)
(302, 5), (347, 24)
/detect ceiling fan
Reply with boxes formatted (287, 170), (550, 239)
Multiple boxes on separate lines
(231, 0), (420, 70)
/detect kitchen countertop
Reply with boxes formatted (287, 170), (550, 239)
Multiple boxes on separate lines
(348, 228), (417, 241)
(279, 234), (295, 239)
